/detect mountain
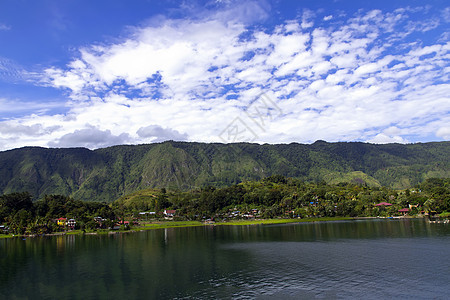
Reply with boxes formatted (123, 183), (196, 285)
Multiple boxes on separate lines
(0, 141), (448, 202)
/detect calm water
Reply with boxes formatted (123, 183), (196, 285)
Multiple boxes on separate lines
(1, 219), (449, 299)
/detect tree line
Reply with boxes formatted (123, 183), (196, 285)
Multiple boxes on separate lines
(0, 194), (115, 235)
(117, 176), (449, 220)
(1, 177), (448, 235)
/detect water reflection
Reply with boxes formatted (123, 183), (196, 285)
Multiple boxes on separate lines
(0, 219), (449, 299)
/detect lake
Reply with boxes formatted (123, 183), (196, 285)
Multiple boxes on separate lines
(1, 219), (449, 299)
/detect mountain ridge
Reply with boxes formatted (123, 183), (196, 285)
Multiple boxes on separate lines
(0, 141), (448, 202)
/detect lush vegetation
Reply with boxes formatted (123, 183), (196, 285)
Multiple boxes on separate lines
(2, 177), (448, 236)
(0, 141), (448, 202)
(0, 193), (115, 235)
(115, 176), (450, 220)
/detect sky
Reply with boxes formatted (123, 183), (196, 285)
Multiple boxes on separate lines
(0, 0), (449, 150)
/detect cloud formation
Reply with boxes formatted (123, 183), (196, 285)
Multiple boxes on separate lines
(0, 122), (60, 136)
(48, 125), (131, 148)
(0, 97), (64, 118)
(137, 125), (188, 142)
(0, 2), (449, 150)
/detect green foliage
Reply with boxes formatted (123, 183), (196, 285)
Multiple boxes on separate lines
(0, 193), (115, 235)
(112, 176), (449, 219)
(417, 178), (450, 212)
(1, 176), (448, 236)
(0, 192), (33, 223)
(0, 141), (448, 202)
(323, 171), (381, 187)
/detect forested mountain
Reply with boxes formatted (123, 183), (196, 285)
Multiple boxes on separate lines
(0, 141), (448, 202)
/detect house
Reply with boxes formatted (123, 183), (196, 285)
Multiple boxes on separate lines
(67, 219), (76, 229)
(0, 225), (9, 233)
(139, 211), (156, 220)
(57, 217), (67, 226)
(164, 210), (176, 217)
(375, 202), (392, 206)
(398, 208), (410, 215)
(94, 216), (104, 222)
(112, 221), (130, 230)
(139, 211), (156, 216)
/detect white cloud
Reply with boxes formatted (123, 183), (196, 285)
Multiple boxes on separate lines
(137, 125), (188, 142)
(45, 19), (248, 101)
(208, 0), (270, 24)
(0, 97), (65, 117)
(367, 133), (408, 144)
(1, 4), (449, 150)
(0, 122), (60, 136)
(301, 9), (315, 29)
(436, 126), (450, 139)
(48, 125), (131, 149)
(405, 19), (440, 34)
(354, 62), (379, 76)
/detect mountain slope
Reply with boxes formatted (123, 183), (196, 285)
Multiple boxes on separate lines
(0, 141), (448, 202)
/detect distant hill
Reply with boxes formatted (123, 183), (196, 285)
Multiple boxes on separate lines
(0, 141), (448, 202)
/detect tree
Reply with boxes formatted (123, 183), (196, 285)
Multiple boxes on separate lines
(0, 192), (33, 223)
(9, 209), (32, 235)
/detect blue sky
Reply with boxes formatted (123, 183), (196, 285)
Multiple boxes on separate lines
(0, 0), (449, 150)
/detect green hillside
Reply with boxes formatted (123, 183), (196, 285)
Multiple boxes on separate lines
(0, 141), (448, 202)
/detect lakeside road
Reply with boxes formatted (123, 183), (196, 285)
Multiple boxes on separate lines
(1, 217), (360, 239)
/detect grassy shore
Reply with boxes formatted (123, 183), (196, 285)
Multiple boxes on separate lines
(140, 220), (205, 230)
(0, 234), (14, 239)
(214, 217), (354, 226)
(0, 217), (357, 239)
(439, 212), (450, 218)
(133, 217), (356, 231)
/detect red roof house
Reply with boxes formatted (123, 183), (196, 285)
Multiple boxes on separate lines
(164, 210), (176, 217)
(375, 202), (392, 206)
(398, 208), (410, 214)
(57, 217), (67, 226)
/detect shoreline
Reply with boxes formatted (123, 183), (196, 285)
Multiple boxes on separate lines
(0, 216), (422, 239)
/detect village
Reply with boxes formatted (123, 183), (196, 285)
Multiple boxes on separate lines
(1, 177), (449, 237)
(1, 200), (446, 237)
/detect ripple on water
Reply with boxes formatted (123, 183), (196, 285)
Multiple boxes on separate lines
(2, 220), (449, 299)
(212, 237), (450, 299)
